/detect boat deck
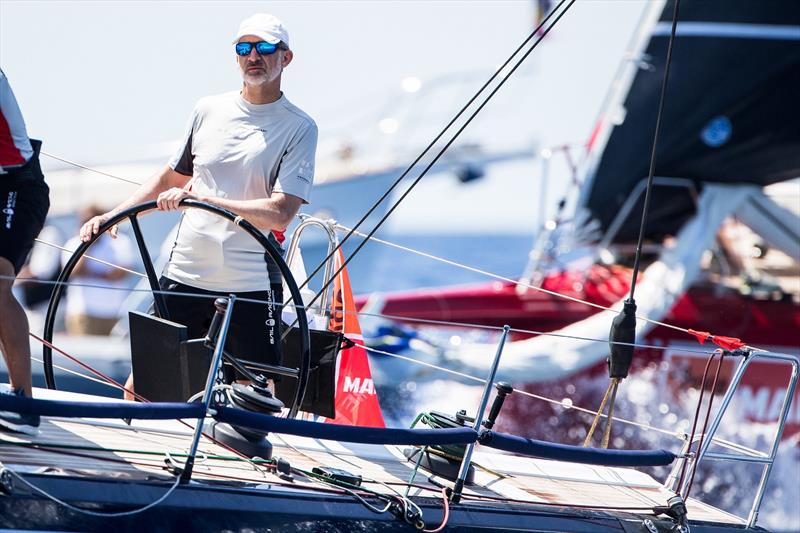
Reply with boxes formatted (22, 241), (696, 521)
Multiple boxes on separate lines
(0, 391), (745, 529)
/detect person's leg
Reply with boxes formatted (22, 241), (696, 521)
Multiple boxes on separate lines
(228, 285), (283, 390)
(0, 257), (32, 396)
(125, 277), (217, 400)
(0, 163), (49, 400)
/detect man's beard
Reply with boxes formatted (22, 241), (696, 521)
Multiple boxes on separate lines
(242, 62), (281, 87)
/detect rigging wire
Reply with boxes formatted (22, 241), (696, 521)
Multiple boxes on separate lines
(24, 165), (766, 352)
(677, 349), (726, 500)
(628, 0), (681, 300)
(28, 331), (274, 478)
(581, 0), (682, 452)
(5, 271), (726, 357)
(23, 313), (688, 460)
(0, 439), (668, 520)
(335, 223), (692, 336)
(4, 466), (181, 518)
(358, 342), (685, 439)
(33, 237), (148, 278)
(40, 151), (144, 186)
(284, 0), (578, 339)
(291, 0), (570, 300)
(30, 355), (121, 391)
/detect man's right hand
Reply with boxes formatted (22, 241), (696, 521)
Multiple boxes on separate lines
(79, 213), (118, 242)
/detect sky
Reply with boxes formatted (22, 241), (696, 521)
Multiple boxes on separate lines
(0, 0), (649, 232)
(1, 1), (648, 163)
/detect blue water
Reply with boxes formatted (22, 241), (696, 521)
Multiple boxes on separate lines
(302, 232), (534, 295)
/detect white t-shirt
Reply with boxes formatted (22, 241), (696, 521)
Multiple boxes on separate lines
(63, 234), (135, 319)
(0, 68), (33, 168)
(165, 91), (317, 292)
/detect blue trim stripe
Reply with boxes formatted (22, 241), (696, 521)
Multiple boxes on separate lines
(653, 22), (800, 40)
(215, 406), (478, 446)
(480, 431), (676, 467)
(0, 393), (205, 420)
(0, 395), (675, 467)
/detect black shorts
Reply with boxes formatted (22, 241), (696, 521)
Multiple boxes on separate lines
(0, 147), (49, 274)
(157, 276), (283, 377)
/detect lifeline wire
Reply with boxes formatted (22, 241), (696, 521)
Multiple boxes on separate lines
(334, 225), (766, 352)
(336, 223), (692, 336)
(287, 0), (577, 338)
(23, 288), (687, 440)
(6, 270), (724, 358)
(11, 267), (758, 361)
(358, 342), (684, 439)
(26, 176), (755, 351)
(33, 237), (147, 278)
(29, 330), (274, 479)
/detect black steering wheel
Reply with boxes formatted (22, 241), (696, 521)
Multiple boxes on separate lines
(42, 199), (311, 418)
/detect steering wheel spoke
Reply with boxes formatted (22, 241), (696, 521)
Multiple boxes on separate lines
(128, 214), (170, 320)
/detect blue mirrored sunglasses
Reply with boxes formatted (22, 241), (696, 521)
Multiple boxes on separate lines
(235, 41), (286, 57)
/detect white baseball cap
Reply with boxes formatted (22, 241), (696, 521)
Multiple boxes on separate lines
(233, 13), (290, 48)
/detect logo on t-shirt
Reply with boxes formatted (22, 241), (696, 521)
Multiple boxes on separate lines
(297, 160), (312, 183)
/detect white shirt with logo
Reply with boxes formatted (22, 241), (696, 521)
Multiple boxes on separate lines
(165, 91), (317, 292)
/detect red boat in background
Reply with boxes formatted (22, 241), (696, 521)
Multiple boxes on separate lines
(355, 0), (800, 439)
(358, 265), (800, 438)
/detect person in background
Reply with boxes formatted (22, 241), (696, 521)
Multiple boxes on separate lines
(63, 205), (134, 336)
(80, 13), (317, 399)
(0, 68), (50, 434)
(16, 224), (64, 311)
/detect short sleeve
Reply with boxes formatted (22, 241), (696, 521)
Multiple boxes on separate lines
(273, 121), (318, 203)
(168, 104), (200, 176)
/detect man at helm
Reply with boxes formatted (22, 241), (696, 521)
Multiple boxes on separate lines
(81, 13), (318, 398)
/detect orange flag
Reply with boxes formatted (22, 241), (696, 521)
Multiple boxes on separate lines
(326, 250), (385, 427)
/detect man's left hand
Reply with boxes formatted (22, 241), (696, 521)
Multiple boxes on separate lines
(156, 187), (199, 211)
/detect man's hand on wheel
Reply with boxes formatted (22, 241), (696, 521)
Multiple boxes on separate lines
(157, 187), (199, 211)
(80, 213), (118, 242)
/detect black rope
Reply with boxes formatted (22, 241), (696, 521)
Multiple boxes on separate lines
(628, 0), (681, 301)
(284, 0), (576, 338)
